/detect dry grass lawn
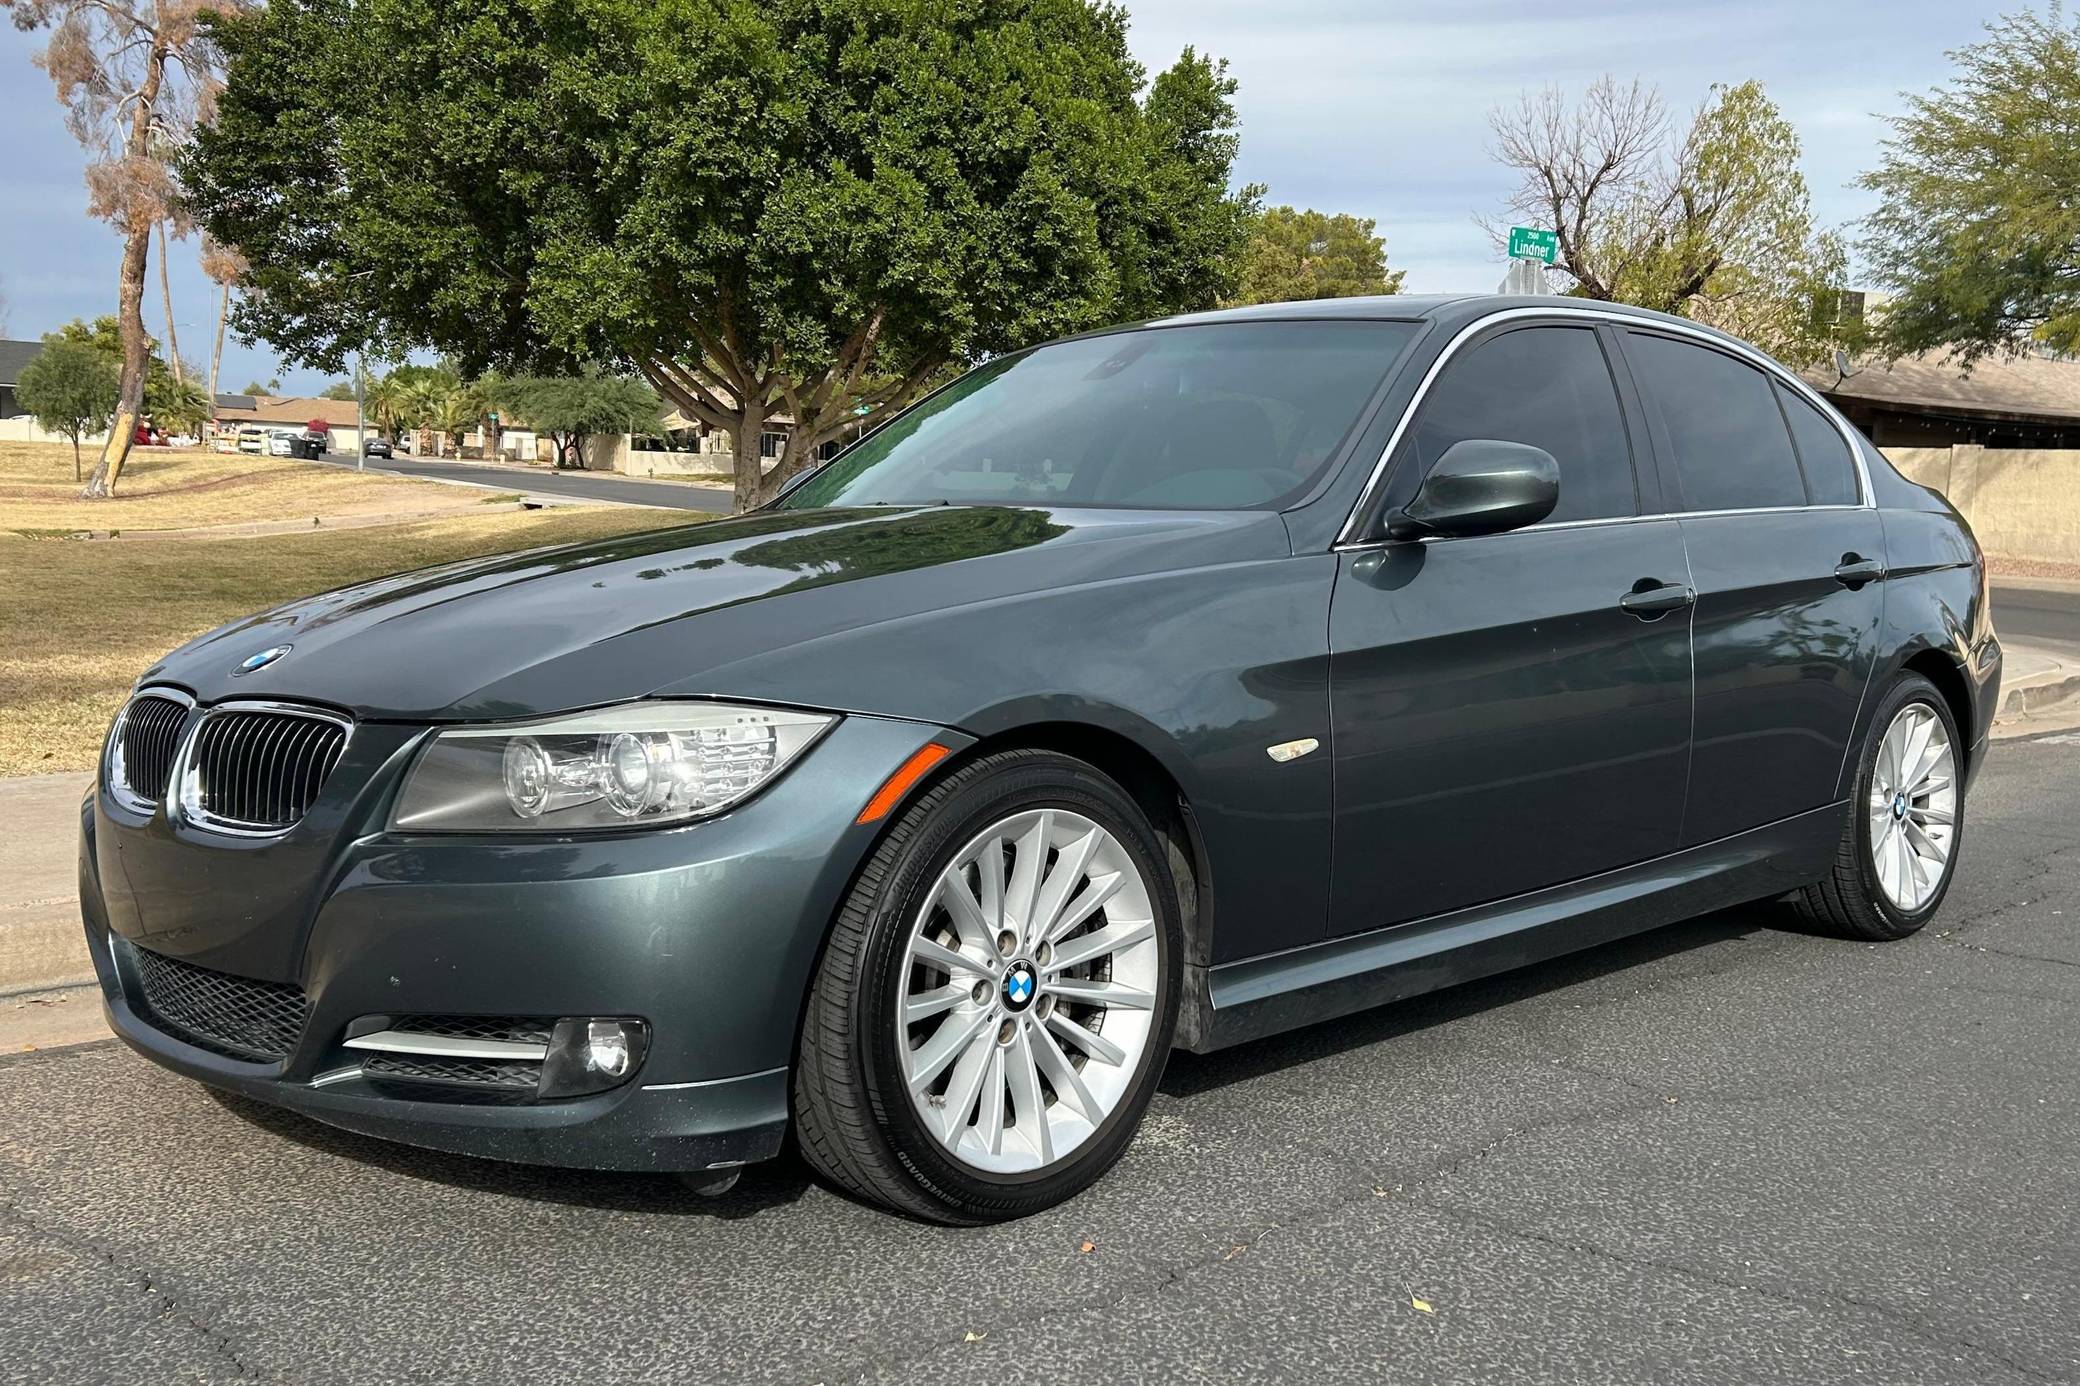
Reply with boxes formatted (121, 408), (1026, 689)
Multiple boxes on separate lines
(0, 440), (483, 533)
(0, 506), (695, 775)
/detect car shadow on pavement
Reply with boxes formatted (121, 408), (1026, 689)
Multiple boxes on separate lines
(203, 1086), (819, 1220)
(1160, 906), (1768, 1099)
(203, 906), (1772, 1215)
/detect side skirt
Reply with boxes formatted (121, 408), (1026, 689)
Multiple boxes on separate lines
(1180, 802), (1844, 1054)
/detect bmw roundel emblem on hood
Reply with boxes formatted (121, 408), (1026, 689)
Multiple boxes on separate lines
(234, 644), (292, 676)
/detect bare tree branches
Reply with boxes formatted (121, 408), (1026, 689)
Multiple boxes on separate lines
(1484, 76), (1842, 365)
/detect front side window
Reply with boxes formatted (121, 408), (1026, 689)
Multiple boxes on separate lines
(779, 321), (1419, 511)
(1777, 382), (1861, 505)
(1627, 332), (1807, 512)
(1406, 325), (1637, 524)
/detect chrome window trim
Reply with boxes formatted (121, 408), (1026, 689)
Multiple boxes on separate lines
(103, 686), (197, 817)
(1332, 304), (1876, 550)
(170, 699), (356, 839)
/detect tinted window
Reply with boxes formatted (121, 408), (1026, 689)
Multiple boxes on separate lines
(780, 321), (1418, 511)
(1408, 325), (1635, 523)
(1627, 332), (1806, 511)
(1777, 383), (1860, 505)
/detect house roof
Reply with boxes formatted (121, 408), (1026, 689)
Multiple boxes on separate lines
(0, 339), (43, 385)
(1803, 349), (2080, 426)
(214, 395), (363, 428)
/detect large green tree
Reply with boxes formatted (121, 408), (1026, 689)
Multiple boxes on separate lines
(1860, 10), (2080, 362)
(15, 337), (120, 480)
(1488, 77), (1846, 365)
(184, 0), (1256, 509)
(1227, 206), (1404, 306)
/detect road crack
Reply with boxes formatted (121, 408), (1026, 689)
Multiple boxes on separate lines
(1409, 1197), (2062, 1384)
(0, 1190), (265, 1381)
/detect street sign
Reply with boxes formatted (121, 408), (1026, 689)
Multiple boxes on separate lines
(1507, 226), (1558, 264)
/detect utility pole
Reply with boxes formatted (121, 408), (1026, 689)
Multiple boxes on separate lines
(353, 352), (368, 471)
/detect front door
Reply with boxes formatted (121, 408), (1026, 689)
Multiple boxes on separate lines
(1327, 323), (1695, 935)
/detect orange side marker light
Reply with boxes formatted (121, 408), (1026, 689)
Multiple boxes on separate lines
(856, 743), (953, 825)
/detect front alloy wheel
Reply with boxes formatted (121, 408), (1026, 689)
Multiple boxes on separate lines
(897, 809), (1160, 1174)
(793, 749), (1182, 1222)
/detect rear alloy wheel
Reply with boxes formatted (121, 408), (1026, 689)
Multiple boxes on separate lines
(1793, 673), (1964, 940)
(793, 749), (1182, 1222)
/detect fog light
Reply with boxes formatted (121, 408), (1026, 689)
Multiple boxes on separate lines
(540, 1017), (651, 1099)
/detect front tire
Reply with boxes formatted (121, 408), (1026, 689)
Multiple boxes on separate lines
(793, 749), (1182, 1223)
(1792, 673), (1964, 941)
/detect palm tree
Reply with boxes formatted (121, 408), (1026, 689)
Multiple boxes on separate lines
(427, 386), (482, 457)
(364, 370), (409, 442)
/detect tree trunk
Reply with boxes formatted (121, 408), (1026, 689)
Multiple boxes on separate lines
(732, 412), (766, 512)
(80, 219), (153, 498)
(72, 435), (82, 482)
(79, 37), (169, 499)
(156, 220), (183, 383)
(207, 282), (229, 406)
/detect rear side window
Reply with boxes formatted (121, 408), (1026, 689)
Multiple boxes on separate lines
(1626, 332), (1806, 512)
(1408, 325), (1636, 523)
(1777, 383), (1861, 505)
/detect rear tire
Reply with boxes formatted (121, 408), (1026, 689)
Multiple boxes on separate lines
(1792, 672), (1964, 941)
(792, 749), (1182, 1223)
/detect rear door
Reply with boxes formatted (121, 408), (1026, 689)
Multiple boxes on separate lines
(1326, 321), (1695, 935)
(1619, 328), (1883, 846)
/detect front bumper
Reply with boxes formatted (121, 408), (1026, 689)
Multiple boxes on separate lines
(82, 711), (957, 1173)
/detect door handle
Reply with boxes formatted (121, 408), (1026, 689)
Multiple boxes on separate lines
(1620, 580), (1696, 618)
(1834, 555), (1886, 587)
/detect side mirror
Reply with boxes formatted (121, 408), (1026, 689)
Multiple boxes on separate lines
(1386, 439), (1560, 541)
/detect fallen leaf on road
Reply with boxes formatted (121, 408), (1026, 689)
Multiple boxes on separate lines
(1078, 1240), (1095, 1254)
(963, 1331), (987, 1343)
(1222, 1244), (1247, 1262)
(1410, 1295), (1434, 1314)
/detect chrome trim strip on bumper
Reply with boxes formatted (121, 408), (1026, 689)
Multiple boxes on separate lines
(341, 1030), (550, 1061)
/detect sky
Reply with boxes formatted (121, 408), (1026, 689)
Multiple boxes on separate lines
(0, 0), (2007, 397)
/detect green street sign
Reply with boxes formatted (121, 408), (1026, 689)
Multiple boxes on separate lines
(1507, 226), (1558, 264)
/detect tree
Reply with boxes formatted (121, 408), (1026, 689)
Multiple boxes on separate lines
(237, 377), (280, 395)
(1228, 206), (1404, 306)
(47, 315), (205, 437)
(15, 338), (119, 479)
(1487, 77), (1845, 365)
(318, 380), (357, 400)
(7, 0), (246, 497)
(199, 234), (246, 407)
(1860, 10), (2080, 363)
(184, 0), (1256, 509)
(494, 374), (662, 469)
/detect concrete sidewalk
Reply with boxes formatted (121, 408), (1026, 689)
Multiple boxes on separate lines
(0, 773), (91, 996)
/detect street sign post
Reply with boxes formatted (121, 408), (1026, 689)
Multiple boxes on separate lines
(1507, 226), (1558, 264)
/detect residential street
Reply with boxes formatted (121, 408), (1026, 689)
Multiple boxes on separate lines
(3, 735), (2076, 1384)
(1996, 577), (2080, 662)
(315, 450), (735, 513)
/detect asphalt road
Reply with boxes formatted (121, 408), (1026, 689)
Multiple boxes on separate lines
(1996, 578), (2080, 662)
(316, 450), (734, 513)
(4, 740), (2078, 1384)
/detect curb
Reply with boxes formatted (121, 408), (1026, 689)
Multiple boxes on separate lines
(1996, 668), (2080, 724)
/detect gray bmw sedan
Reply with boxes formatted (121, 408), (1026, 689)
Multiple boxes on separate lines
(82, 295), (1999, 1222)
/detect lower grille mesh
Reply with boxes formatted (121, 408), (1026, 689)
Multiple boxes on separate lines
(131, 946), (308, 1062)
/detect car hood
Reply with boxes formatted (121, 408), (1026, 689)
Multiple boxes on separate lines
(143, 504), (1290, 720)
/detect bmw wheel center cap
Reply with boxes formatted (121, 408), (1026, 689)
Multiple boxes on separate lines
(1002, 961), (1037, 1011)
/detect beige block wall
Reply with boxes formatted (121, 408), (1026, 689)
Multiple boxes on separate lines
(1882, 445), (2080, 564)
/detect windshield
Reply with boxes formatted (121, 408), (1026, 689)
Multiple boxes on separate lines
(780, 320), (1420, 511)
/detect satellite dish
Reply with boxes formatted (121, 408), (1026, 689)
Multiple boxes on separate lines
(1832, 348), (1861, 381)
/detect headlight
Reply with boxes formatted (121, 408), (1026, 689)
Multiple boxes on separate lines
(391, 701), (835, 832)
